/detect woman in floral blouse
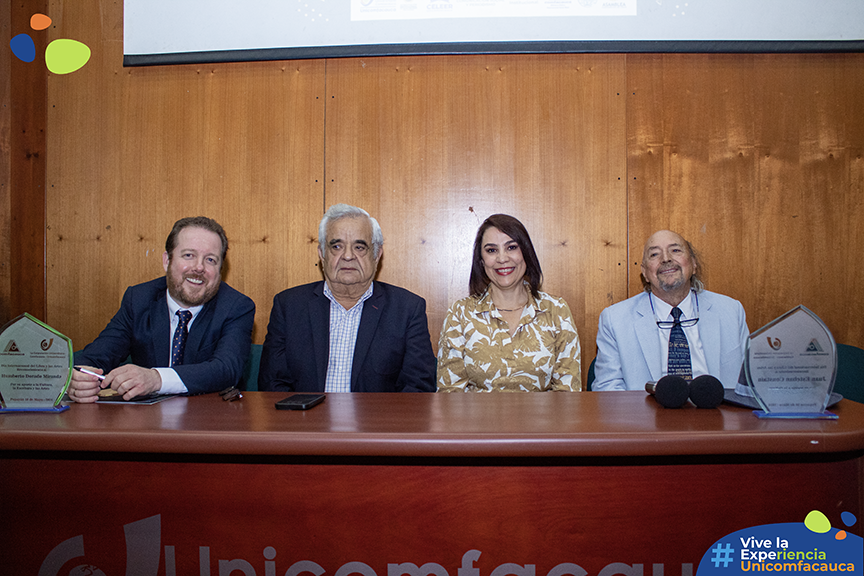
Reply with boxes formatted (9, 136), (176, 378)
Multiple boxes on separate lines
(437, 214), (581, 392)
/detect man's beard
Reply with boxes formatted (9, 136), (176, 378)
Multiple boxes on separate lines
(167, 272), (220, 307)
(658, 273), (688, 293)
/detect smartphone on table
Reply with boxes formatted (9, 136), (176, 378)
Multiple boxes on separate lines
(275, 393), (325, 411)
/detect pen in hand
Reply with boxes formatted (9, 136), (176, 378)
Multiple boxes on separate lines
(74, 366), (106, 381)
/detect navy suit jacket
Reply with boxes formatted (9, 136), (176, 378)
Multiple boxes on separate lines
(74, 277), (255, 395)
(593, 290), (749, 391)
(258, 281), (436, 393)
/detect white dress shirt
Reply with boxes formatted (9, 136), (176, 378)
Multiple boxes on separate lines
(154, 291), (204, 394)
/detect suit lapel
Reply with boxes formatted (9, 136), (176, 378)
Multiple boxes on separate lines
(185, 297), (215, 363)
(310, 283), (331, 390)
(634, 293), (663, 382)
(351, 283), (383, 391)
(151, 291), (171, 367)
(696, 292), (721, 375)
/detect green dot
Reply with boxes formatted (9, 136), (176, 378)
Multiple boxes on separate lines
(45, 39), (91, 74)
(804, 510), (831, 533)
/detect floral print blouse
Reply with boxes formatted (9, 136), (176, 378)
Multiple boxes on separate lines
(437, 289), (581, 392)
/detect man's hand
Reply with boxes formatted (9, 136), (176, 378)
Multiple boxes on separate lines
(103, 365), (163, 400)
(69, 365), (104, 403)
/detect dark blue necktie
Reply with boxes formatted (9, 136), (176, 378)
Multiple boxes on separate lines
(171, 310), (192, 367)
(668, 307), (692, 380)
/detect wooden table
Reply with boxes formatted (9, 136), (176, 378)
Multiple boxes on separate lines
(2, 392), (863, 576)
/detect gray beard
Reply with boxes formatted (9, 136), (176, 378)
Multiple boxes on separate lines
(659, 277), (687, 292)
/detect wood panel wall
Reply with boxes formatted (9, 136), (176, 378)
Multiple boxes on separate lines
(4, 0), (863, 388)
(323, 55), (627, 371)
(627, 54), (864, 352)
(0, 2), (10, 324)
(2, 1), (48, 325)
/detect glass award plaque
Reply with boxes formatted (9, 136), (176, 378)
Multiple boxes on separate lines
(0, 313), (73, 413)
(743, 305), (837, 419)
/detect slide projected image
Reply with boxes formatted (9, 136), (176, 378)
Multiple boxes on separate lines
(350, 0), (637, 21)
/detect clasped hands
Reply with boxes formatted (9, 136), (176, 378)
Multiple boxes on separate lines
(69, 364), (163, 403)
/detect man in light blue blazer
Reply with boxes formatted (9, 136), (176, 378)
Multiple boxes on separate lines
(593, 230), (749, 391)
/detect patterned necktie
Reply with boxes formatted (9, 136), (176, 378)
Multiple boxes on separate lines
(667, 306), (692, 380)
(171, 310), (192, 367)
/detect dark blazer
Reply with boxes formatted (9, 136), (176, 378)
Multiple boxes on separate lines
(74, 277), (255, 395)
(259, 281), (436, 393)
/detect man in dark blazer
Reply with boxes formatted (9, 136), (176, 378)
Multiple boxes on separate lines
(259, 204), (436, 393)
(70, 217), (255, 402)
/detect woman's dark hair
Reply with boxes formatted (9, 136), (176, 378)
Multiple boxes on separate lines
(469, 214), (543, 298)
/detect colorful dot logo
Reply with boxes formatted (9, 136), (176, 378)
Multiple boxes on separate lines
(697, 509), (862, 575)
(9, 13), (90, 74)
(804, 509), (858, 540)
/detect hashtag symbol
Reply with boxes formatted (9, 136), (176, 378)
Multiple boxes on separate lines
(710, 543), (735, 568)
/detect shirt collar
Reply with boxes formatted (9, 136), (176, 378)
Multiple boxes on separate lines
(166, 290), (204, 320)
(323, 281), (374, 311)
(650, 289), (696, 321)
(475, 283), (542, 316)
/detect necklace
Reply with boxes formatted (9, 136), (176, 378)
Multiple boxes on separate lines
(490, 285), (528, 312)
(496, 301), (527, 312)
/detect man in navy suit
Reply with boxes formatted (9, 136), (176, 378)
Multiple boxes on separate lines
(259, 204), (436, 393)
(69, 217), (255, 402)
(593, 230), (749, 391)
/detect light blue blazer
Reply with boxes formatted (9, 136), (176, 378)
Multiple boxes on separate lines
(593, 290), (749, 391)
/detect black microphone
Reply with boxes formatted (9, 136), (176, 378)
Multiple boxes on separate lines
(689, 375), (724, 408)
(645, 375), (690, 408)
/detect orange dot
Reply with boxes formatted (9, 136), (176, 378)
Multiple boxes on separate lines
(31, 14), (52, 31)
(835, 530), (847, 540)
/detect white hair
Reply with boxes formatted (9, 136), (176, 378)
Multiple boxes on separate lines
(318, 204), (384, 258)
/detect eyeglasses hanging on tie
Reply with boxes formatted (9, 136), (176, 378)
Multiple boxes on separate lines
(650, 290), (700, 329)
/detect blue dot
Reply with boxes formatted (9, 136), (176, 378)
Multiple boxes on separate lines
(10, 33), (36, 63)
(841, 511), (857, 527)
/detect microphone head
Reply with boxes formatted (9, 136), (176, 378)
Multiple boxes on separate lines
(689, 375), (724, 408)
(654, 375), (690, 408)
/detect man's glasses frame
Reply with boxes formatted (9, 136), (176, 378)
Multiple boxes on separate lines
(650, 290), (700, 329)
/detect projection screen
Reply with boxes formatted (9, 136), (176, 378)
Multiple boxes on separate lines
(124, 0), (864, 66)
